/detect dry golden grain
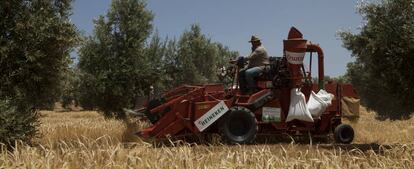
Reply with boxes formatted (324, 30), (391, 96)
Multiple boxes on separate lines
(0, 107), (413, 169)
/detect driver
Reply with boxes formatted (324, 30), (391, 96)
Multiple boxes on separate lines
(239, 35), (269, 94)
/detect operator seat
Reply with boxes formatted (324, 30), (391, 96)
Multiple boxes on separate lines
(240, 56), (287, 93)
(251, 56), (290, 91)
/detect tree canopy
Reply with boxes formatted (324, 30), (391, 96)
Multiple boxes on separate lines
(78, 0), (155, 118)
(339, 0), (414, 119)
(0, 0), (78, 145)
(161, 24), (238, 88)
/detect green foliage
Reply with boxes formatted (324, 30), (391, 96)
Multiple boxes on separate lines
(144, 31), (169, 95)
(61, 67), (81, 109)
(162, 24), (238, 88)
(177, 25), (217, 84)
(78, 0), (154, 119)
(0, 0), (78, 109)
(77, 72), (99, 111)
(0, 99), (39, 147)
(0, 0), (78, 145)
(339, 0), (414, 119)
(160, 38), (180, 90)
(75, 2), (237, 118)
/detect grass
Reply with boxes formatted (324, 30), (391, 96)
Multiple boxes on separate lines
(1, 107), (413, 168)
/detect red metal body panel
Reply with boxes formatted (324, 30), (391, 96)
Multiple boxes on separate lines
(341, 84), (359, 98)
(140, 79), (358, 139)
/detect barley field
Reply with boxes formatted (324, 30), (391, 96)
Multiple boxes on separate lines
(1, 107), (413, 169)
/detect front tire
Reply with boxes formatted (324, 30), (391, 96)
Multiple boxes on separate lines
(334, 124), (354, 144)
(219, 107), (258, 144)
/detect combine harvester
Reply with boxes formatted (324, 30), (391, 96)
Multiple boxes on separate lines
(137, 27), (359, 144)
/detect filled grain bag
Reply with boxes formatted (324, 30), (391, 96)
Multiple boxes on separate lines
(341, 97), (360, 119)
(286, 88), (314, 122)
(307, 89), (334, 118)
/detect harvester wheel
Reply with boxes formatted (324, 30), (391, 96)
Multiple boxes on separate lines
(219, 107), (257, 144)
(334, 124), (354, 144)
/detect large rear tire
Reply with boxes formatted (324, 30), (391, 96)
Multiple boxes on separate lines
(334, 124), (354, 144)
(219, 107), (258, 144)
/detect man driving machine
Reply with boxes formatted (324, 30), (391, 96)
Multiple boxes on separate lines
(239, 35), (269, 94)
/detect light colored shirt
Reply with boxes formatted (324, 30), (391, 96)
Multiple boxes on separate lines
(246, 45), (269, 68)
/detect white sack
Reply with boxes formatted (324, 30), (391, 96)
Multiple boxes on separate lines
(307, 89), (334, 118)
(286, 88), (314, 122)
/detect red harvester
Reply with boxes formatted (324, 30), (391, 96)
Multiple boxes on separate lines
(137, 27), (359, 144)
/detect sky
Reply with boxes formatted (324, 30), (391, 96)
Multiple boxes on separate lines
(70, 0), (363, 77)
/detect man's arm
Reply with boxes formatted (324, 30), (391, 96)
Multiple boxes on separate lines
(245, 47), (265, 61)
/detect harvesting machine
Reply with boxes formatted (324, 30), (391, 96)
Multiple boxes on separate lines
(137, 27), (359, 144)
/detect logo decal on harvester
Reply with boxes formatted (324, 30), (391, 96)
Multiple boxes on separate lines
(194, 101), (229, 132)
(286, 51), (305, 64)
